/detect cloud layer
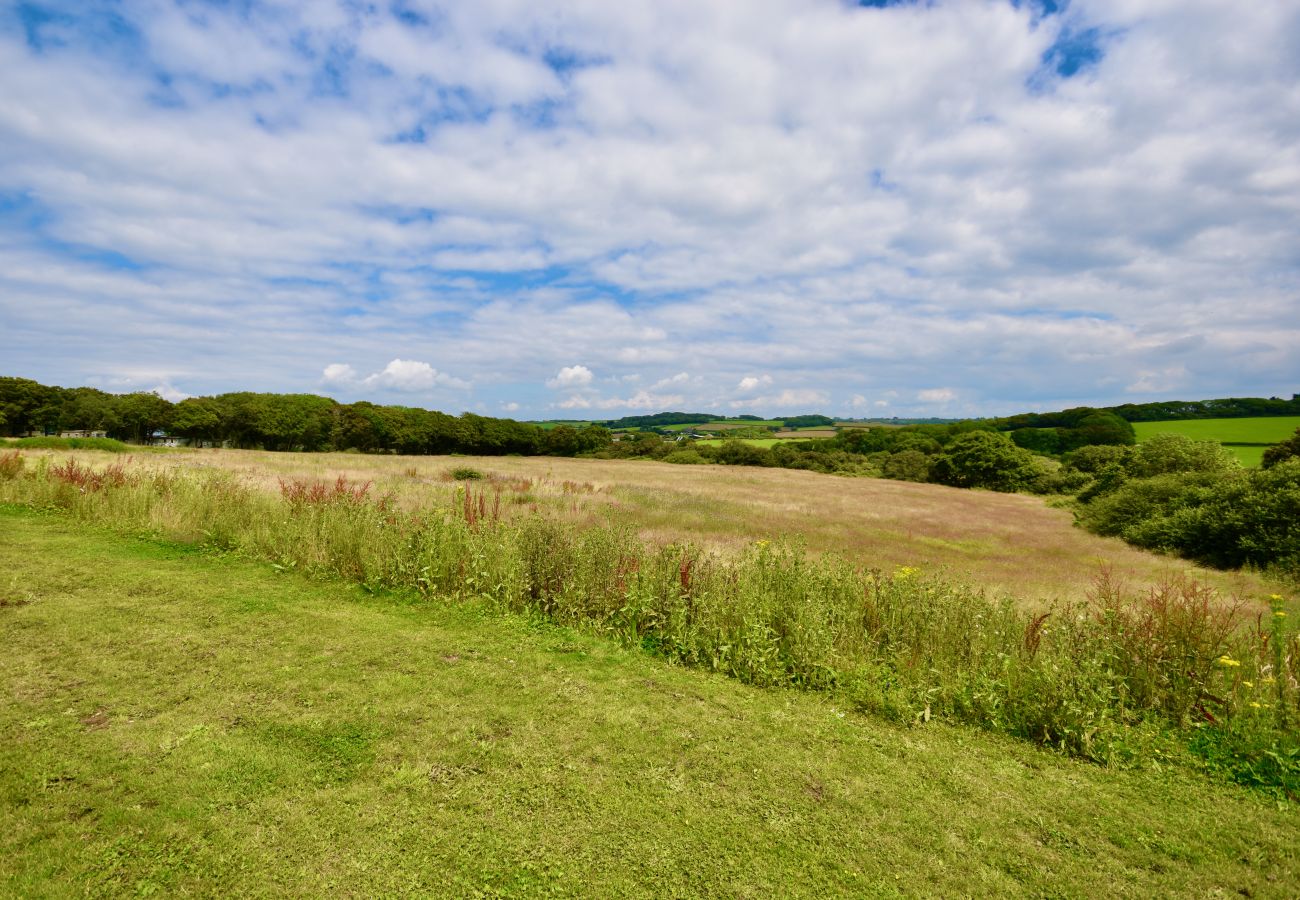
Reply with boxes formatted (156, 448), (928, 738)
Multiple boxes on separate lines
(1, 0), (1297, 417)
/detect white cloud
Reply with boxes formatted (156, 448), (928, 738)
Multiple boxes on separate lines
(0, 1), (1296, 416)
(150, 383), (191, 403)
(547, 365), (596, 389)
(321, 363), (358, 386)
(500, 401), (520, 412)
(918, 388), (956, 404)
(738, 388), (828, 410)
(357, 359), (470, 392)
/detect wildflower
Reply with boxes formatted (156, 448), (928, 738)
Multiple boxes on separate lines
(755, 539), (770, 549)
(1262, 675), (1276, 685)
(1269, 594), (1283, 601)
(1217, 654), (1241, 668)
(1274, 610), (1287, 618)
(1250, 701), (1263, 709)
(893, 565), (920, 579)
(1242, 681), (1254, 689)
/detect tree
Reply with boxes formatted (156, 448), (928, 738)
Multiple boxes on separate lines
(1262, 427), (1300, 469)
(1124, 433), (1237, 478)
(882, 449), (931, 482)
(113, 392), (173, 443)
(929, 431), (1038, 492)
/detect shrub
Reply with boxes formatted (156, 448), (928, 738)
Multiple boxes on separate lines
(929, 431), (1038, 491)
(1063, 444), (1130, 474)
(663, 449), (707, 465)
(881, 449), (931, 482)
(13, 436), (128, 452)
(450, 466), (484, 481)
(1124, 433), (1237, 478)
(1262, 427), (1300, 469)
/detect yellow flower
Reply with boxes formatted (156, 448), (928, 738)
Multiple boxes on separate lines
(1269, 594), (1283, 601)
(1274, 610), (1287, 618)
(1217, 655), (1241, 668)
(1250, 701), (1263, 709)
(1262, 675), (1276, 685)
(1243, 680), (1254, 688)
(893, 565), (920, 579)
(754, 539), (770, 548)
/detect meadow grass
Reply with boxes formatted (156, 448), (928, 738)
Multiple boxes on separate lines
(5, 444), (1282, 601)
(1, 450), (1297, 787)
(3, 508), (1299, 897)
(5, 436), (129, 452)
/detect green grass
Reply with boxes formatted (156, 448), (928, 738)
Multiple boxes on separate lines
(1133, 417), (1300, 467)
(8, 436), (129, 452)
(2, 506), (1299, 897)
(695, 437), (782, 448)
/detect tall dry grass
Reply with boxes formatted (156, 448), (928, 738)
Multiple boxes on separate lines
(3, 451), (1297, 790)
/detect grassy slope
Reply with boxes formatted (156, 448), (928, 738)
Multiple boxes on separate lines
(2, 507), (1298, 898)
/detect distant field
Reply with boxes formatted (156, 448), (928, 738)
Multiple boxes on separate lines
(14, 444), (1280, 602)
(694, 438), (782, 448)
(530, 420), (597, 430)
(775, 429), (837, 438)
(1132, 416), (1299, 466)
(662, 420), (782, 432)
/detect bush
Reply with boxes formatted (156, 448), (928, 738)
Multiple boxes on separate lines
(450, 466), (484, 481)
(1063, 444), (1130, 474)
(712, 440), (775, 467)
(1076, 461), (1300, 572)
(662, 449), (707, 465)
(929, 431), (1038, 492)
(1262, 427), (1300, 469)
(13, 436), (128, 452)
(881, 449), (931, 482)
(1124, 433), (1237, 478)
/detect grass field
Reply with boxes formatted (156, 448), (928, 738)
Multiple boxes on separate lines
(3, 507), (1298, 897)
(1133, 417), (1300, 467)
(5, 445), (1282, 601)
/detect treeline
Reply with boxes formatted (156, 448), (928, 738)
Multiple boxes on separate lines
(1106, 395), (1300, 422)
(599, 420), (1074, 492)
(0, 377), (610, 456)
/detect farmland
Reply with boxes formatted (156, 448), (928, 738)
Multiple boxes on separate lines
(1132, 416), (1300, 467)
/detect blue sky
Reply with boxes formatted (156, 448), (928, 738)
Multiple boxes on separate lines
(1, 0), (1297, 418)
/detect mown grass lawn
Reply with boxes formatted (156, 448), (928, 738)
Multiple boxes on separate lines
(2, 506), (1298, 898)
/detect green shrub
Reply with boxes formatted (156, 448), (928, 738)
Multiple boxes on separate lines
(1124, 433), (1238, 478)
(929, 431), (1038, 491)
(1262, 427), (1300, 469)
(449, 466), (484, 480)
(881, 449), (931, 482)
(13, 436), (128, 452)
(662, 449), (707, 465)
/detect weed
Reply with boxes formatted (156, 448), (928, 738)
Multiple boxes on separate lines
(0, 450), (23, 480)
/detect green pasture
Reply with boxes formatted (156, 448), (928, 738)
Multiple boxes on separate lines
(1132, 417), (1300, 467)
(694, 438), (783, 448)
(3, 507), (1298, 897)
(528, 420), (597, 431)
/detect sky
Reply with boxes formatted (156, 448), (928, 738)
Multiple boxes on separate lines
(1, 0), (1297, 420)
